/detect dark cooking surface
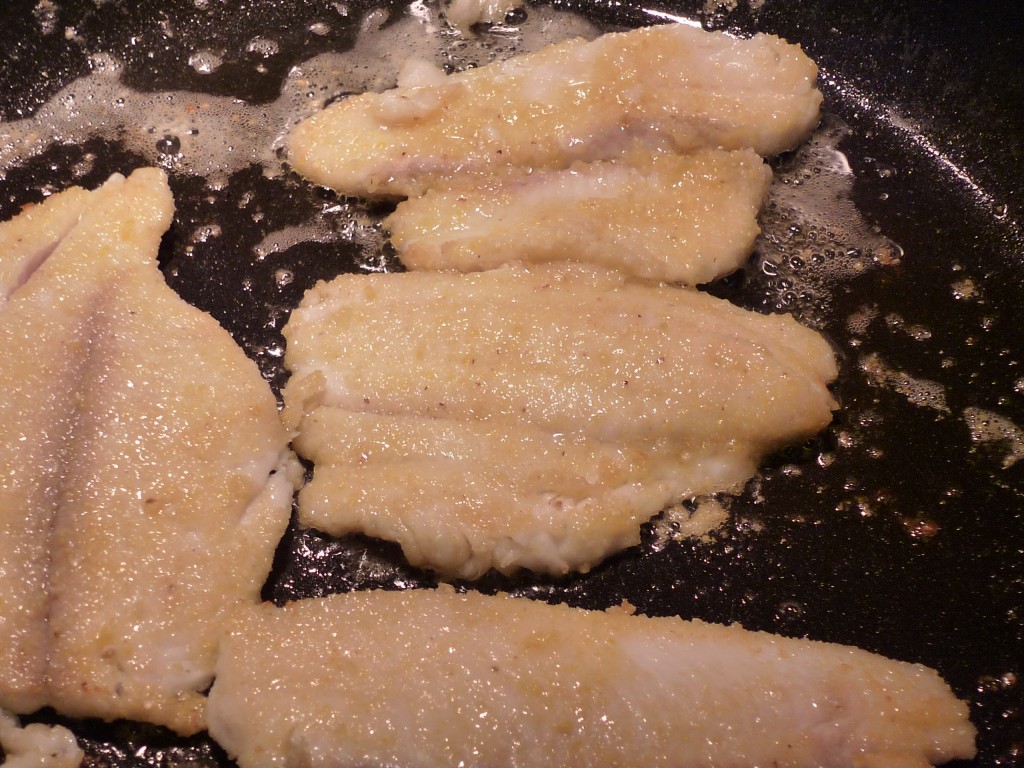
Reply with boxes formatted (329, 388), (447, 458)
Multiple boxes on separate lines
(1, 0), (1022, 766)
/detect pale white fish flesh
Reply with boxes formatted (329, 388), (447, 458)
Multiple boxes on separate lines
(386, 149), (772, 284)
(282, 263), (837, 576)
(287, 22), (822, 198)
(0, 169), (299, 734)
(206, 589), (976, 768)
(0, 709), (83, 768)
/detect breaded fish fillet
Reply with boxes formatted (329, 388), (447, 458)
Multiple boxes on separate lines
(287, 23), (821, 198)
(0, 169), (299, 734)
(386, 149), (772, 284)
(207, 589), (976, 768)
(293, 410), (759, 578)
(282, 264), (837, 577)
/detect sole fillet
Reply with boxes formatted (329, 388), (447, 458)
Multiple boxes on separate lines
(208, 590), (976, 768)
(283, 264), (837, 577)
(287, 23), (821, 198)
(386, 149), (773, 285)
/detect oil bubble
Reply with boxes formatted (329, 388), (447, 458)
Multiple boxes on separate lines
(191, 224), (222, 243)
(247, 37), (280, 57)
(505, 6), (528, 24)
(34, 0), (59, 35)
(774, 600), (805, 622)
(274, 268), (295, 288)
(952, 278), (978, 300)
(156, 135), (181, 155)
(902, 516), (941, 540)
(871, 243), (902, 266)
(188, 49), (224, 74)
(71, 152), (96, 178)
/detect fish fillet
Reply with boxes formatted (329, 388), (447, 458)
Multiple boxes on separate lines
(0, 169), (299, 734)
(207, 589), (977, 768)
(293, 410), (759, 577)
(386, 149), (773, 284)
(282, 264), (837, 576)
(287, 23), (822, 198)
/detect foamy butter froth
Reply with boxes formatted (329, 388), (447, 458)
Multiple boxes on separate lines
(755, 118), (902, 320)
(0, 50), (303, 184)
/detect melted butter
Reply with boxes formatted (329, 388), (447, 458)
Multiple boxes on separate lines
(859, 352), (951, 414)
(755, 118), (901, 320)
(963, 406), (1024, 470)
(648, 496), (732, 551)
(0, 2), (870, 293)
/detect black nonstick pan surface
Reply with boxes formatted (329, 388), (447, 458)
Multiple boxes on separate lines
(1, 0), (1021, 765)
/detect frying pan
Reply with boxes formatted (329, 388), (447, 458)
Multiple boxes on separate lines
(1, 0), (1021, 765)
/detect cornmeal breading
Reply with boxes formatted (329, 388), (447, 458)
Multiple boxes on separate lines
(208, 590), (976, 768)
